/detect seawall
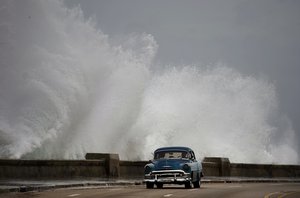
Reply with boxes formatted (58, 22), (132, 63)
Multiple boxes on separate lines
(0, 154), (299, 179)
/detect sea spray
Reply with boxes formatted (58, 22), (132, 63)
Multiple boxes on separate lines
(0, 0), (155, 159)
(0, 0), (298, 164)
(130, 66), (298, 164)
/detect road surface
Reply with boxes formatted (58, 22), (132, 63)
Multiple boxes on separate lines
(1, 183), (299, 198)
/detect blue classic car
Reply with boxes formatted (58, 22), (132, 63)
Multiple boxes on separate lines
(144, 146), (203, 189)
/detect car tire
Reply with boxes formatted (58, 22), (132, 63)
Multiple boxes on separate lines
(146, 182), (154, 189)
(193, 173), (201, 188)
(193, 180), (200, 188)
(156, 183), (163, 189)
(185, 181), (192, 189)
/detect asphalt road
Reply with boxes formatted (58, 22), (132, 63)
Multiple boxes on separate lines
(1, 183), (300, 198)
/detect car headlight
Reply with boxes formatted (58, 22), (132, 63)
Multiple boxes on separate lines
(145, 165), (152, 174)
(182, 164), (191, 173)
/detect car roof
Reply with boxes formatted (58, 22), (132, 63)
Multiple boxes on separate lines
(154, 146), (193, 153)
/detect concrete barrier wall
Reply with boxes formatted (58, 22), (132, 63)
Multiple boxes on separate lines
(85, 153), (120, 178)
(1, 155), (300, 179)
(230, 163), (300, 177)
(202, 157), (231, 176)
(120, 161), (148, 179)
(202, 162), (220, 176)
(0, 159), (106, 179)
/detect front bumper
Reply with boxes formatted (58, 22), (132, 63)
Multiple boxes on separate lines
(144, 170), (191, 184)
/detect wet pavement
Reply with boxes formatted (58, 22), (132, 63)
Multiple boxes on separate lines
(1, 177), (300, 193)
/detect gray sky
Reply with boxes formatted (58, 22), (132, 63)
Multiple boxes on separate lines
(65, 0), (300, 153)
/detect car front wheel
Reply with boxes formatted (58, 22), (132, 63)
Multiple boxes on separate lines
(193, 173), (201, 188)
(146, 182), (154, 189)
(156, 183), (163, 188)
(185, 181), (192, 189)
(193, 180), (200, 188)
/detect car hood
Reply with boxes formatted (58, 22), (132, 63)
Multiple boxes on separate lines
(153, 159), (190, 170)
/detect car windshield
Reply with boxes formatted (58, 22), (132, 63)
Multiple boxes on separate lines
(154, 151), (189, 159)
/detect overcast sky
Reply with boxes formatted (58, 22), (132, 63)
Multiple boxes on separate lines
(65, 0), (300, 153)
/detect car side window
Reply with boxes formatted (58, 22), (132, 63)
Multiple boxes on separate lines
(184, 152), (191, 159)
(190, 151), (196, 160)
